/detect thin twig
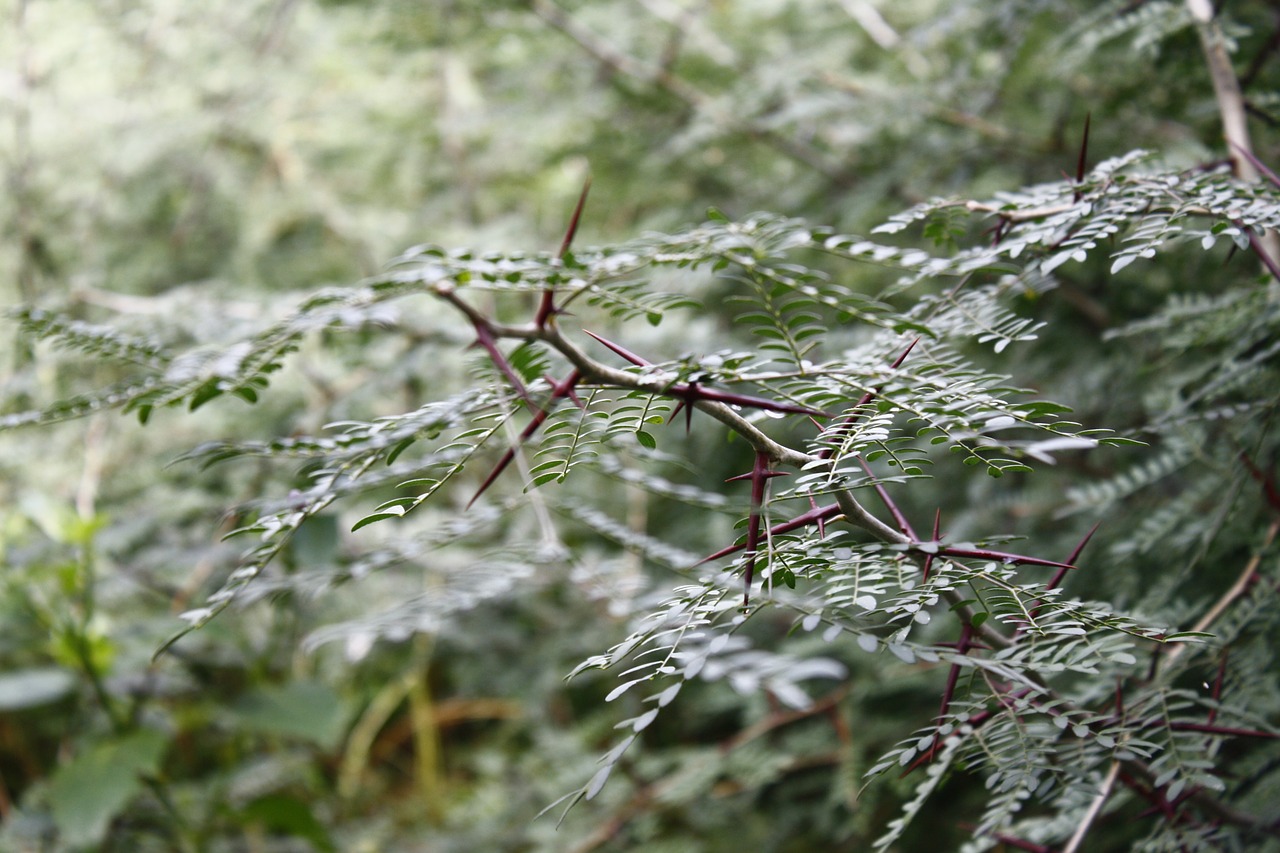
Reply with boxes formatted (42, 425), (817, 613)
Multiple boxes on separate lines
(1063, 759), (1120, 853)
(1187, 0), (1280, 261)
(1160, 518), (1279, 672)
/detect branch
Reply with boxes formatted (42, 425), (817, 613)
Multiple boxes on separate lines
(1062, 759), (1120, 853)
(1160, 518), (1280, 673)
(541, 322), (816, 469)
(1187, 0), (1280, 261)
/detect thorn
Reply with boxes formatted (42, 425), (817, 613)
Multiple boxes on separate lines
(473, 319), (536, 412)
(536, 177), (593, 330)
(733, 452), (777, 607)
(1247, 228), (1280, 283)
(668, 399), (689, 431)
(939, 546), (1076, 570)
(810, 496), (827, 539)
(468, 371), (581, 507)
(858, 455), (916, 540)
(558, 177), (592, 260)
(696, 503), (840, 565)
(818, 337), (918, 460)
(1075, 112), (1092, 192)
(1240, 450), (1280, 514)
(582, 329), (650, 366)
(922, 508), (941, 583)
(1045, 519), (1101, 592)
(1230, 141), (1280, 190)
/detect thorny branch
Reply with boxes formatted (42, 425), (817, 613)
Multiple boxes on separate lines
(419, 173), (1278, 846)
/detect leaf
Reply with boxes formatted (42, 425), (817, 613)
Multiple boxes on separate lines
(0, 667), (77, 710)
(237, 795), (336, 853)
(48, 729), (170, 849)
(585, 765), (613, 800)
(230, 681), (352, 750)
(351, 506), (408, 531)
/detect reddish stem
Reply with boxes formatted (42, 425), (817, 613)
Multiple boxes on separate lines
(858, 455), (917, 540)
(727, 452), (788, 607)
(468, 371), (582, 507)
(818, 337), (919, 460)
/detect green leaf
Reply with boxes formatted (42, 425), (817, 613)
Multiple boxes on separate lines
(352, 507), (408, 531)
(386, 436), (416, 465)
(237, 795), (336, 853)
(48, 729), (169, 849)
(0, 667), (77, 710)
(230, 681), (352, 750)
(188, 380), (223, 411)
(635, 430), (656, 449)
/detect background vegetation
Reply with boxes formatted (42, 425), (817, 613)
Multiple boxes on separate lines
(1, 1), (1278, 850)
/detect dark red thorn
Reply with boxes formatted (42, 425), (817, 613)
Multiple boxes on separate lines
(582, 329), (650, 367)
(468, 371), (581, 507)
(1021, 526), (1100, 639)
(733, 452), (780, 607)
(938, 546), (1076, 570)
(1240, 450), (1280, 514)
(857, 456), (917, 540)
(726, 470), (789, 483)
(558, 177), (592, 259)
(668, 384), (831, 417)
(1074, 112), (1092, 200)
(544, 374), (587, 410)
(922, 508), (941, 583)
(810, 496), (827, 539)
(891, 336), (920, 369)
(668, 399), (689, 431)
(584, 330), (828, 418)
(695, 503), (841, 565)
(1230, 141), (1280, 189)
(473, 319), (536, 411)
(1044, 520), (1102, 593)
(818, 337), (918, 460)
(1208, 653), (1228, 723)
(536, 177), (592, 329)
(1246, 228), (1280, 283)
(923, 622), (973, 764)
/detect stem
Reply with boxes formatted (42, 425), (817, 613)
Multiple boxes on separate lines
(1062, 759), (1119, 853)
(1188, 0), (1280, 261)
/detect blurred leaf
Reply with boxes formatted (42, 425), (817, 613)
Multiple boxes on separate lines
(47, 729), (169, 849)
(0, 667), (77, 710)
(237, 794), (336, 853)
(231, 681), (352, 751)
